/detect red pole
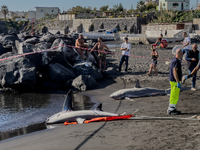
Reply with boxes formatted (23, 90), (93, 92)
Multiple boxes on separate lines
(32, 22), (33, 33)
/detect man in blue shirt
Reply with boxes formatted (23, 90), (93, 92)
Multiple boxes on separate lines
(184, 44), (199, 91)
(167, 49), (183, 115)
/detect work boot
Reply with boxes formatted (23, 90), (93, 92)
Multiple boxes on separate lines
(167, 109), (181, 115)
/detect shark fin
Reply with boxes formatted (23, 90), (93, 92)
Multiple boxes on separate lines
(76, 118), (86, 124)
(135, 79), (141, 88)
(120, 112), (126, 115)
(94, 103), (103, 111)
(62, 90), (74, 111)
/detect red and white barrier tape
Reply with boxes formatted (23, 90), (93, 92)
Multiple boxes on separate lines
(0, 43), (176, 62)
(0, 44), (61, 62)
(64, 44), (174, 62)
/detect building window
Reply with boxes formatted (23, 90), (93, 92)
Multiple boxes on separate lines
(172, 3), (179, 7)
(163, 3), (165, 6)
(52, 10), (54, 12)
(41, 9), (43, 12)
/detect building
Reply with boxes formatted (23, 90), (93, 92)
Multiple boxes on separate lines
(0, 11), (12, 19)
(102, 11), (113, 17)
(35, 7), (59, 20)
(28, 11), (36, 20)
(145, 0), (159, 5)
(158, 0), (190, 11)
(12, 11), (26, 18)
(197, 4), (200, 10)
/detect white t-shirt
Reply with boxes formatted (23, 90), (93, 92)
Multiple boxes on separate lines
(183, 36), (191, 50)
(121, 42), (131, 56)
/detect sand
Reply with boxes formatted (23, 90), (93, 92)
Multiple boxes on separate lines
(0, 43), (200, 150)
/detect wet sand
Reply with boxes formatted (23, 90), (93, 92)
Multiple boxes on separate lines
(1, 43), (200, 149)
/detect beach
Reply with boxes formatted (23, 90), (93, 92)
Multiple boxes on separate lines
(0, 42), (200, 149)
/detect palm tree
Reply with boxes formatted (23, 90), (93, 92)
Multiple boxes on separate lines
(136, 0), (146, 13)
(1, 5), (9, 19)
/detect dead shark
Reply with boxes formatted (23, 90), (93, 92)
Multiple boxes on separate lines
(110, 79), (190, 100)
(46, 90), (119, 124)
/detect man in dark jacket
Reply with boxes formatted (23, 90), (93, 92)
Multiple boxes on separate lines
(184, 44), (199, 91)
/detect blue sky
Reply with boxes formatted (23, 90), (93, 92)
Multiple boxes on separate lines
(1, 0), (196, 12)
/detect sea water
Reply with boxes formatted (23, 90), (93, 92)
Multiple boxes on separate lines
(0, 93), (94, 141)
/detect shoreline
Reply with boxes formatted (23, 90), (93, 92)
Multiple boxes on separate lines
(1, 77), (200, 149)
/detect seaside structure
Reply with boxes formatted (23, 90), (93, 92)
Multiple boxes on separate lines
(35, 7), (59, 20)
(58, 11), (103, 21)
(158, 0), (190, 11)
(0, 11), (12, 19)
(197, 4), (200, 10)
(142, 22), (193, 43)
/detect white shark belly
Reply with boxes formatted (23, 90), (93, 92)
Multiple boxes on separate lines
(46, 110), (118, 124)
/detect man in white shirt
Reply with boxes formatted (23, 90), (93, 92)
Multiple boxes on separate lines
(119, 37), (131, 73)
(181, 32), (191, 55)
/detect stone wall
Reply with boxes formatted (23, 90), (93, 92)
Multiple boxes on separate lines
(44, 20), (73, 34)
(30, 17), (149, 34)
(73, 19), (94, 33)
(46, 17), (148, 34)
(93, 17), (147, 33)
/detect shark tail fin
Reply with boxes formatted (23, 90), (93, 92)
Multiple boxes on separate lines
(94, 103), (103, 111)
(135, 79), (141, 88)
(62, 90), (74, 111)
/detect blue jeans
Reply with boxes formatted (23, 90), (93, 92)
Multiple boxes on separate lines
(182, 49), (190, 55)
(187, 65), (197, 88)
(119, 55), (129, 72)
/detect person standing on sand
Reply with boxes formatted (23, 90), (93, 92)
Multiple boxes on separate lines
(181, 32), (191, 55)
(167, 49), (183, 115)
(183, 44), (199, 91)
(119, 37), (131, 73)
(182, 58), (200, 91)
(91, 38), (109, 72)
(147, 47), (158, 76)
(75, 34), (88, 60)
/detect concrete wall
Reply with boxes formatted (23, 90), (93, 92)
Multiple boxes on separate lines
(58, 14), (75, 20)
(146, 30), (180, 37)
(28, 11), (36, 20)
(193, 18), (200, 30)
(145, 22), (192, 37)
(58, 13), (96, 21)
